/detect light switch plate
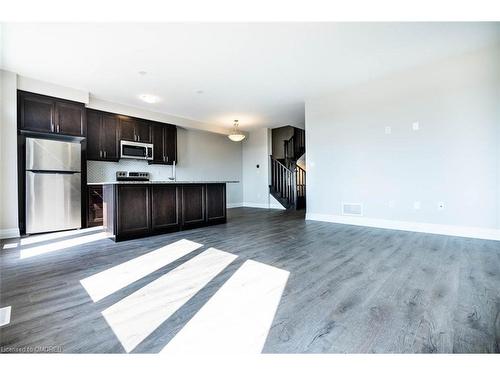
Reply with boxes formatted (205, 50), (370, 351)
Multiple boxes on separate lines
(412, 122), (420, 131)
(385, 126), (392, 135)
(413, 201), (421, 210)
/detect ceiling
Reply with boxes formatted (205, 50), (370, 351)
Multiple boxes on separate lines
(2, 23), (499, 131)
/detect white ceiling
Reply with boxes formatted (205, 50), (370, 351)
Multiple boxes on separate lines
(2, 23), (499, 131)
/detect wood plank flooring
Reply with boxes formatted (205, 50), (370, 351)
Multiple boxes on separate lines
(1, 208), (499, 353)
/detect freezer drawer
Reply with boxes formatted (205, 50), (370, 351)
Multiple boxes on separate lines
(26, 137), (81, 172)
(26, 171), (81, 234)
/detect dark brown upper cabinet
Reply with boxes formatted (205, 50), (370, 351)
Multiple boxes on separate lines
(119, 117), (151, 143)
(18, 91), (85, 136)
(55, 101), (85, 136)
(149, 122), (177, 165)
(86, 109), (119, 161)
(119, 117), (136, 141)
(136, 120), (151, 143)
(165, 125), (177, 164)
(87, 107), (177, 164)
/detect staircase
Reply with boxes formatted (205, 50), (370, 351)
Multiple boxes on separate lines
(270, 127), (306, 210)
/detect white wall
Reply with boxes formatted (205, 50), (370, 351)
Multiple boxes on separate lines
(0, 70), (19, 238)
(88, 97), (233, 135)
(305, 45), (500, 239)
(18, 75), (89, 104)
(242, 128), (284, 209)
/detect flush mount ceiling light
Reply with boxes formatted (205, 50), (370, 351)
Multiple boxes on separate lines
(139, 94), (160, 104)
(228, 120), (246, 142)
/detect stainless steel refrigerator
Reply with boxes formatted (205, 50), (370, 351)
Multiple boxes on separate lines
(25, 138), (82, 234)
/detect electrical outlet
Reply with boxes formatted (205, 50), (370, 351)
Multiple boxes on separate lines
(412, 122), (420, 131)
(413, 201), (421, 210)
(438, 202), (445, 210)
(385, 126), (392, 135)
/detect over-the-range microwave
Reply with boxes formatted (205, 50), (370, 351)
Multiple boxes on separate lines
(120, 140), (154, 160)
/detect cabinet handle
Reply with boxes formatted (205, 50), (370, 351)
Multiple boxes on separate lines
(56, 124), (60, 133)
(104, 150), (107, 158)
(166, 156), (169, 162)
(99, 150), (102, 158)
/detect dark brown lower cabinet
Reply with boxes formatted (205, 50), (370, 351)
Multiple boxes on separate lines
(151, 185), (180, 232)
(117, 185), (151, 238)
(103, 183), (226, 241)
(181, 184), (206, 228)
(206, 184), (226, 223)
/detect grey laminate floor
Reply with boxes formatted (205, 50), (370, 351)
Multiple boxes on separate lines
(1, 208), (499, 353)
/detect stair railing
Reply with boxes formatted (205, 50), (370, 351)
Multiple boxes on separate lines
(296, 164), (306, 199)
(270, 156), (296, 206)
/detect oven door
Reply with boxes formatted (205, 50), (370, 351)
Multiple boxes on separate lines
(120, 140), (153, 160)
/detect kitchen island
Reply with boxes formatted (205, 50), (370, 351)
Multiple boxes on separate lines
(89, 181), (235, 241)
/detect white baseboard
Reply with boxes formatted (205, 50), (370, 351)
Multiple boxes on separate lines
(242, 202), (286, 210)
(0, 228), (20, 240)
(227, 203), (243, 208)
(269, 203), (286, 210)
(305, 213), (500, 241)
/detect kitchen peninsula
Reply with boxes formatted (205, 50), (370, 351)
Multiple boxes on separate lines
(91, 181), (234, 241)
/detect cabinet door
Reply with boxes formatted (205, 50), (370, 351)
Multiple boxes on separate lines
(206, 184), (226, 222)
(151, 185), (180, 231)
(55, 101), (85, 136)
(164, 125), (177, 164)
(181, 185), (206, 227)
(19, 92), (55, 133)
(117, 185), (151, 236)
(150, 124), (165, 163)
(135, 120), (151, 143)
(120, 117), (136, 141)
(88, 185), (103, 227)
(102, 114), (119, 161)
(86, 110), (102, 160)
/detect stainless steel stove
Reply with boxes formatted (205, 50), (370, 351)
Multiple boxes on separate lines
(116, 171), (150, 181)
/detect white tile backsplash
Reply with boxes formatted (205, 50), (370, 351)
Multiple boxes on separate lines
(87, 160), (174, 183)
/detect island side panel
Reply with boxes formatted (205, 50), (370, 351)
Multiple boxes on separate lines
(102, 184), (116, 239)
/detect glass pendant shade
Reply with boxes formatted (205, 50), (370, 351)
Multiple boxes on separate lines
(228, 120), (245, 142)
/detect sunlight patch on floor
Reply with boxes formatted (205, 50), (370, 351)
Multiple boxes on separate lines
(3, 243), (18, 250)
(20, 232), (108, 259)
(0, 306), (12, 327)
(161, 259), (289, 354)
(102, 248), (237, 353)
(20, 226), (103, 246)
(80, 239), (203, 302)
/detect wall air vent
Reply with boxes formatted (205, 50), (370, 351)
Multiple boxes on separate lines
(342, 203), (363, 216)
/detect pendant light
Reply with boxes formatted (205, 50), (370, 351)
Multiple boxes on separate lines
(228, 120), (246, 142)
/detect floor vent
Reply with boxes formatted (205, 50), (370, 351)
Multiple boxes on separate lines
(342, 203), (363, 216)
